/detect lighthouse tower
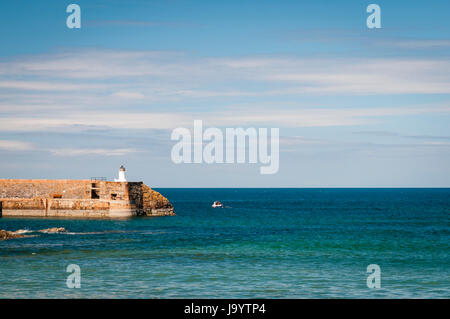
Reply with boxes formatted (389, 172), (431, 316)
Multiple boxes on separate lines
(114, 165), (127, 182)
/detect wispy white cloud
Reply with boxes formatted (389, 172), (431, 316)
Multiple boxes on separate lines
(0, 138), (137, 157)
(1, 105), (449, 132)
(423, 141), (450, 146)
(0, 50), (181, 79)
(353, 131), (450, 141)
(48, 148), (138, 156)
(111, 91), (145, 99)
(280, 136), (330, 146)
(352, 130), (399, 137)
(0, 80), (108, 91)
(0, 112), (189, 131)
(0, 49), (449, 146)
(85, 20), (199, 28)
(386, 39), (450, 48)
(0, 140), (35, 151)
(251, 59), (450, 94)
(1, 50), (449, 97)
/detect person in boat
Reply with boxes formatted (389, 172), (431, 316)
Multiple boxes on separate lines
(212, 201), (223, 208)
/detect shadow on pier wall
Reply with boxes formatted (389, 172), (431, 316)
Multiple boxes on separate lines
(125, 183), (143, 216)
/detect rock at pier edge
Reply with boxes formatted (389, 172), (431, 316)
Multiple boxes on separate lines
(0, 179), (175, 218)
(0, 230), (25, 240)
(0, 227), (68, 240)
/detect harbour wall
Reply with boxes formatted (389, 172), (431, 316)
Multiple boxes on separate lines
(0, 179), (174, 218)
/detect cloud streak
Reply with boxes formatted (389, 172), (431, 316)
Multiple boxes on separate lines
(48, 148), (138, 157)
(1, 105), (449, 132)
(0, 139), (138, 157)
(0, 140), (35, 151)
(0, 81), (108, 91)
(1, 50), (450, 98)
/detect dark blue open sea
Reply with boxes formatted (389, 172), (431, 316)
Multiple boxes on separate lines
(0, 188), (449, 298)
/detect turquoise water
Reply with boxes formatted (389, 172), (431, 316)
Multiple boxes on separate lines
(0, 188), (449, 298)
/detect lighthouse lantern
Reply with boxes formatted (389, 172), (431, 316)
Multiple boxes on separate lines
(115, 165), (127, 182)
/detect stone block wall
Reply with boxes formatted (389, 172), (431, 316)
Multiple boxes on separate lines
(0, 179), (90, 199)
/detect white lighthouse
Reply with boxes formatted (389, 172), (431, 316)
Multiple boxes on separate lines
(114, 165), (127, 182)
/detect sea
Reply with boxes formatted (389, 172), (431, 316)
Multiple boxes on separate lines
(0, 188), (449, 298)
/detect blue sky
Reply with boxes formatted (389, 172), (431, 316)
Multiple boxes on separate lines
(0, 0), (449, 187)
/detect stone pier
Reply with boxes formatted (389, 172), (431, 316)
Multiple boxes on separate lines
(0, 179), (175, 218)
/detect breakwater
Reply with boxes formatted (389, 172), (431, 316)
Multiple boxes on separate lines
(0, 179), (174, 218)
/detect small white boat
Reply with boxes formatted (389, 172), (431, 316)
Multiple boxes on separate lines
(211, 201), (223, 208)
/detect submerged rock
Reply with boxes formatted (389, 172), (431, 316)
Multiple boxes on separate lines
(0, 230), (25, 240)
(11, 229), (32, 234)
